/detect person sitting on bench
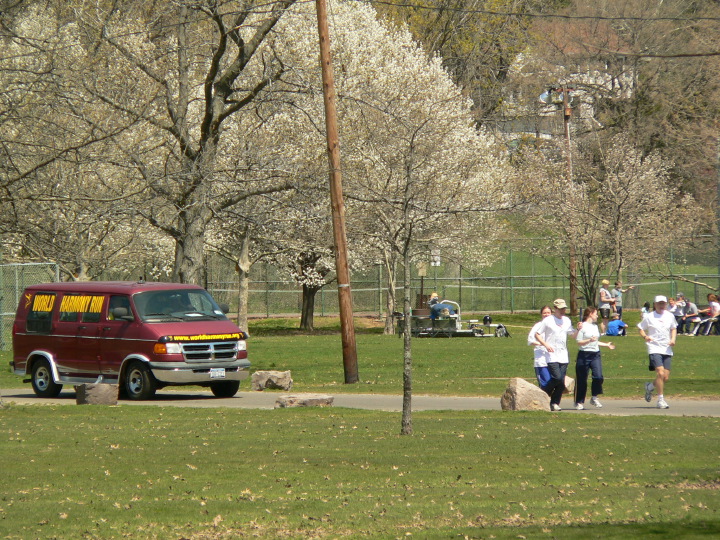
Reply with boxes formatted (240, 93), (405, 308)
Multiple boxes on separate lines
(430, 302), (455, 320)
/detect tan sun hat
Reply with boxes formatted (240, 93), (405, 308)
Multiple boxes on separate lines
(553, 298), (568, 309)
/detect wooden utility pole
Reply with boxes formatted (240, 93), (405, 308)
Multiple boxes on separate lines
(315, 0), (359, 383)
(562, 86), (579, 317)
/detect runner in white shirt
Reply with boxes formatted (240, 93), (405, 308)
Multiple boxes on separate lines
(534, 298), (580, 411)
(638, 295), (677, 409)
(527, 306), (552, 391)
(574, 307), (615, 410)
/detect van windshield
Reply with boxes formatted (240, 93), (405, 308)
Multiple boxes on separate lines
(133, 289), (228, 322)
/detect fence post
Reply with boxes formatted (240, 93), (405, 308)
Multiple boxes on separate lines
(531, 253), (536, 310)
(670, 245), (676, 298)
(377, 264), (382, 317)
(0, 264), (4, 351)
(509, 249), (515, 313)
(458, 265), (463, 308)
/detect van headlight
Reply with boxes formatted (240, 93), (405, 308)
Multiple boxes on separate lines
(154, 342), (182, 354)
(237, 340), (246, 351)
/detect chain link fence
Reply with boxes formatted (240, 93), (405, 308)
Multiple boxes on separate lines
(1, 263), (60, 351)
(2, 240), (718, 349)
(206, 273), (720, 320)
(206, 240), (720, 318)
(207, 272), (720, 320)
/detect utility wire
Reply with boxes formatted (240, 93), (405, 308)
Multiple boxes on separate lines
(364, 0), (720, 22)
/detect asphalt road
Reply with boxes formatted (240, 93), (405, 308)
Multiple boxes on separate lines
(2, 387), (719, 416)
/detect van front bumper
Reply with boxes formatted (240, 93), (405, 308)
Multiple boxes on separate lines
(149, 360), (250, 384)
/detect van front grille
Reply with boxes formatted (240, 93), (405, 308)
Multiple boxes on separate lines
(180, 341), (237, 362)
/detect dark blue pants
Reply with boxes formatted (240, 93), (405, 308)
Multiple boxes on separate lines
(683, 318), (699, 334)
(575, 350), (604, 404)
(535, 366), (551, 391)
(545, 363), (567, 406)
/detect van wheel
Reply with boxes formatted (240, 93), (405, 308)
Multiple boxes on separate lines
(210, 380), (240, 398)
(31, 359), (62, 398)
(124, 362), (156, 400)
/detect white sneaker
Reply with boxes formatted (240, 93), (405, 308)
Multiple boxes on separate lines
(657, 398), (669, 409)
(551, 403), (562, 412)
(590, 397), (603, 408)
(644, 382), (653, 402)
(575, 403), (584, 410)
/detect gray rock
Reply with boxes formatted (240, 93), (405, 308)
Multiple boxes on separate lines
(275, 394), (334, 408)
(500, 378), (550, 411)
(74, 383), (118, 405)
(251, 370), (293, 391)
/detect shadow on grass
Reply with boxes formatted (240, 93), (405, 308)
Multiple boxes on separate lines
(455, 518), (720, 539)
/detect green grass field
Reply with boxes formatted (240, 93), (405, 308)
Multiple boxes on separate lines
(2, 311), (719, 398)
(1, 406), (718, 539)
(1, 313), (719, 538)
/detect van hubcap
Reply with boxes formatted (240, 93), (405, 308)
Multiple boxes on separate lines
(35, 367), (51, 390)
(128, 369), (143, 394)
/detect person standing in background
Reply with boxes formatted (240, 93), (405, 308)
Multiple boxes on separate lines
(598, 280), (614, 334)
(611, 281), (634, 320)
(673, 293), (687, 331)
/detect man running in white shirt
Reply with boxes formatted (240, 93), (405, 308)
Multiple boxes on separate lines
(637, 295), (677, 409)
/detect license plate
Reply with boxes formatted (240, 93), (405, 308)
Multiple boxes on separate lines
(210, 368), (226, 379)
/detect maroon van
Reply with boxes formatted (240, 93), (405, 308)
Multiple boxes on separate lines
(11, 281), (249, 400)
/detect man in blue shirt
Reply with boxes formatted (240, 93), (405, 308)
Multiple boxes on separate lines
(606, 313), (628, 336)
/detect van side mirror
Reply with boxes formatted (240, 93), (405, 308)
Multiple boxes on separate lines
(112, 307), (134, 321)
(219, 303), (230, 314)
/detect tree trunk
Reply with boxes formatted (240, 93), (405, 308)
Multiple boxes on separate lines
(400, 246), (413, 435)
(235, 230), (252, 334)
(383, 254), (397, 335)
(172, 213), (208, 285)
(300, 284), (320, 331)
(400, 150), (415, 436)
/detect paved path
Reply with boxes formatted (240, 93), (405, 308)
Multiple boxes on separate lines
(2, 388), (719, 417)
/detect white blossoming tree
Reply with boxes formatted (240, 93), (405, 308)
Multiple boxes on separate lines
(0, 7), (172, 279)
(2, 0), (301, 285)
(517, 133), (701, 305)
(209, 1), (515, 340)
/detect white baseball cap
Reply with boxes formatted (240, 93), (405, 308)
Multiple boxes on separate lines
(654, 295), (668, 303)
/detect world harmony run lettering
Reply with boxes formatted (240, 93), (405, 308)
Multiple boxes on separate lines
(31, 294), (56, 312)
(59, 295), (104, 314)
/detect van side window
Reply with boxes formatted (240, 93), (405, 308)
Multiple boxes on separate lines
(26, 293), (56, 333)
(108, 295), (131, 320)
(82, 295), (105, 323)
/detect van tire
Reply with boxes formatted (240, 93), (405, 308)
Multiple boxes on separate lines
(124, 361), (156, 400)
(31, 359), (62, 398)
(210, 380), (240, 398)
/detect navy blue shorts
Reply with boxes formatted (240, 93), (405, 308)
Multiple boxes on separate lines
(648, 354), (672, 371)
